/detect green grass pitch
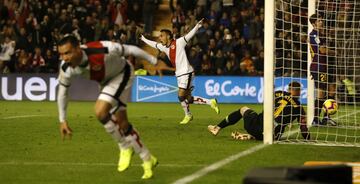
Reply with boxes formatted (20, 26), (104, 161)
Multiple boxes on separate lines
(0, 101), (359, 184)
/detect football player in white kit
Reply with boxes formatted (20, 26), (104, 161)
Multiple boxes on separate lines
(140, 18), (220, 124)
(57, 35), (158, 179)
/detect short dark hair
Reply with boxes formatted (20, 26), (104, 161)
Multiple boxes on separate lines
(288, 81), (301, 90)
(309, 14), (320, 25)
(160, 29), (173, 39)
(58, 34), (79, 47)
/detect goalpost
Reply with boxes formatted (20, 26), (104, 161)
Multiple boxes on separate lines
(264, 0), (360, 147)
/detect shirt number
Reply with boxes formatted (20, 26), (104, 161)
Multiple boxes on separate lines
(274, 99), (288, 118)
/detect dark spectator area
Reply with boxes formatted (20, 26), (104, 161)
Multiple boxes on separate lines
(275, 0), (308, 78)
(0, 0), (265, 76)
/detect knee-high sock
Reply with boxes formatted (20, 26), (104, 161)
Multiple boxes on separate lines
(123, 125), (151, 161)
(103, 117), (129, 149)
(180, 100), (191, 116)
(192, 96), (211, 105)
(217, 109), (242, 128)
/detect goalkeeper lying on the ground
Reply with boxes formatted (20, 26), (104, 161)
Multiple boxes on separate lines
(208, 81), (310, 141)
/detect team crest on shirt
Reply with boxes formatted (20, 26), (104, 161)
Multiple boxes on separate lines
(91, 64), (103, 71)
(170, 45), (175, 49)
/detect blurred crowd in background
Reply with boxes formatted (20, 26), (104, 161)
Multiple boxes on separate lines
(0, 0), (265, 76)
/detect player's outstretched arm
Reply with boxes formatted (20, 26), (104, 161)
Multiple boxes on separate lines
(140, 35), (167, 52)
(122, 44), (158, 65)
(183, 18), (204, 42)
(57, 79), (72, 140)
(140, 35), (159, 49)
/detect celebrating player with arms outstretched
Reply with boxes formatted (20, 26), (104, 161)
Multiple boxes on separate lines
(57, 35), (158, 179)
(208, 81), (310, 141)
(309, 14), (337, 126)
(140, 18), (219, 125)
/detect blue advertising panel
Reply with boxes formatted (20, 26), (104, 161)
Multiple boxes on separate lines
(132, 76), (178, 102)
(131, 76), (308, 104)
(193, 76), (263, 103)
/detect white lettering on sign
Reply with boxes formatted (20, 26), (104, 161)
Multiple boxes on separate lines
(205, 80), (220, 96)
(1, 77), (22, 100)
(205, 80), (257, 97)
(1, 76), (59, 101)
(138, 85), (170, 93)
(24, 77), (47, 101)
(49, 78), (58, 101)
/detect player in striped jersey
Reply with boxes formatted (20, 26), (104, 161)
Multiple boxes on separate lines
(57, 35), (158, 179)
(140, 18), (220, 125)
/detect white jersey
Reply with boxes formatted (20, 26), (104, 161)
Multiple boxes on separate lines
(141, 23), (201, 77)
(57, 41), (157, 122)
(58, 41), (157, 86)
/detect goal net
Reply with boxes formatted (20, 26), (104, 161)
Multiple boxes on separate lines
(264, 0), (360, 147)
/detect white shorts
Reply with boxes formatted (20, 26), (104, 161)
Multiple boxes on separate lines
(177, 72), (194, 90)
(98, 63), (134, 111)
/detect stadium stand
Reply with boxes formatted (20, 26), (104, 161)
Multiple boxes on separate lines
(0, 0), (266, 76)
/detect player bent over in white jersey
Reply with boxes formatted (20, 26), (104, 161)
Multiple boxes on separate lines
(57, 35), (158, 179)
(140, 18), (220, 125)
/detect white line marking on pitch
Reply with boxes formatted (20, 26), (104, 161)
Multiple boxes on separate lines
(171, 109), (360, 184)
(2, 115), (47, 120)
(0, 161), (204, 168)
(172, 144), (268, 184)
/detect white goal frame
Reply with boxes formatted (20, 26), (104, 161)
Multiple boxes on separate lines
(263, 0), (316, 144)
(264, 0), (360, 147)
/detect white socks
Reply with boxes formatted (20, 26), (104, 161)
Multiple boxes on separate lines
(193, 96), (211, 105)
(124, 129), (151, 161)
(180, 96), (211, 116)
(103, 119), (126, 146)
(180, 100), (191, 116)
(103, 118), (150, 161)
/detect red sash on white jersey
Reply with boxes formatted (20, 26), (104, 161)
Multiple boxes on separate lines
(169, 40), (176, 68)
(85, 42), (106, 82)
